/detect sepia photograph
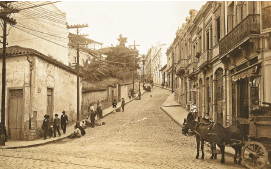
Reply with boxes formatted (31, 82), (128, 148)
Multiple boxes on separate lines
(0, 1), (270, 168)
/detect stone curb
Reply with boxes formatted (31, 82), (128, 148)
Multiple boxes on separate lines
(160, 107), (184, 126)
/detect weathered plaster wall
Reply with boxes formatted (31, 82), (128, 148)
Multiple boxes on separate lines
(81, 89), (108, 115)
(34, 56), (81, 128)
(0, 56), (31, 140)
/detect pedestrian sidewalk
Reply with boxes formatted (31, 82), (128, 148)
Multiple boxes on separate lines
(0, 90), (145, 149)
(160, 93), (236, 156)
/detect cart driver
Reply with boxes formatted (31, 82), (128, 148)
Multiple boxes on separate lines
(191, 103), (198, 120)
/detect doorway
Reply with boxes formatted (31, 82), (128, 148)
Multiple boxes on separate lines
(8, 89), (24, 140)
(238, 78), (249, 118)
(47, 88), (53, 123)
(216, 68), (223, 124)
(199, 79), (202, 117)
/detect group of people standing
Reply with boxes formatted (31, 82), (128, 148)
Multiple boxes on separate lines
(42, 111), (68, 140)
(128, 89), (141, 100)
(112, 98), (125, 113)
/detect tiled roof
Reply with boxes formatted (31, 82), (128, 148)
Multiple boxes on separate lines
(0, 45), (83, 76)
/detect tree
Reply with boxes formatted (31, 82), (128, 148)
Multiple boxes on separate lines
(83, 34), (140, 82)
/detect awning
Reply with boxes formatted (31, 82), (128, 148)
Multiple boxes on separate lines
(232, 66), (258, 82)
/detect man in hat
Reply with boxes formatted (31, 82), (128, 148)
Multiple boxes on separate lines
(96, 105), (103, 126)
(53, 114), (61, 137)
(42, 115), (49, 140)
(61, 111), (68, 134)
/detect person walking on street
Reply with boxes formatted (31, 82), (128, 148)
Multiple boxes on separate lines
(112, 99), (117, 113)
(121, 98), (125, 112)
(96, 105), (103, 126)
(90, 109), (96, 128)
(42, 115), (49, 140)
(61, 111), (68, 134)
(138, 90), (141, 100)
(128, 90), (131, 99)
(53, 114), (61, 137)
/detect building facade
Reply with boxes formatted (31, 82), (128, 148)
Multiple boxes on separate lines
(153, 43), (169, 86)
(0, 3), (83, 141)
(171, 1), (270, 133)
(145, 48), (153, 83)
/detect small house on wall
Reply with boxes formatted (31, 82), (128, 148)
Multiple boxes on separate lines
(0, 46), (82, 141)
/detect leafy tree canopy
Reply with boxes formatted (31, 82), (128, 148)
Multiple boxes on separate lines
(83, 34), (140, 82)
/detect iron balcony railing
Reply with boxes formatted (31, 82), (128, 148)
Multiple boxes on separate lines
(198, 49), (212, 68)
(219, 14), (260, 57)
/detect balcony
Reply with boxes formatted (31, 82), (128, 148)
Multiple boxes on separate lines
(187, 62), (197, 79)
(198, 49), (212, 70)
(262, 6), (271, 30)
(220, 14), (260, 58)
(176, 59), (187, 75)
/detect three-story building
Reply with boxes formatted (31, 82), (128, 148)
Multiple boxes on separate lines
(171, 1), (269, 134)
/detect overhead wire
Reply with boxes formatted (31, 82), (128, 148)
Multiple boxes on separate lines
(0, 1), (102, 55)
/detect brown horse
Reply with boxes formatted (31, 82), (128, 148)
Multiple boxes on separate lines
(182, 113), (217, 160)
(210, 122), (243, 164)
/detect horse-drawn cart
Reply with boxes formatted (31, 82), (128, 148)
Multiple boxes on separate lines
(240, 102), (271, 169)
(182, 102), (271, 169)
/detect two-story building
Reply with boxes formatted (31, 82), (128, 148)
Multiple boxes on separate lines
(0, 2), (84, 141)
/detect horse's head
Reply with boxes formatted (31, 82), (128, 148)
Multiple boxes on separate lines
(182, 117), (195, 136)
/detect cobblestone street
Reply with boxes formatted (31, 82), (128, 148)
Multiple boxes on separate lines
(0, 88), (249, 169)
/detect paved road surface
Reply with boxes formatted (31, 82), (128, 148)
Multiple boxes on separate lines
(0, 87), (249, 169)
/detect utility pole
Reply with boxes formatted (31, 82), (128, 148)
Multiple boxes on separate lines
(0, 1), (19, 146)
(129, 40), (139, 98)
(0, 2), (19, 146)
(67, 24), (88, 122)
(171, 50), (174, 93)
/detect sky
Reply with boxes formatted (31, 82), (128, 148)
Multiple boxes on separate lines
(55, 1), (207, 55)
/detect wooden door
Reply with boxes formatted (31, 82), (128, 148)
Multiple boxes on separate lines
(216, 69), (223, 124)
(47, 89), (53, 123)
(232, 82), (236, 118)
(8, 89), (23, 140)
(207, 84), (210, 114)
(199, 79), (202, 117)
(239, 79), (248, 118)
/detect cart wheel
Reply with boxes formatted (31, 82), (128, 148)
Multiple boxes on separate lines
(241, 141), (268, 169)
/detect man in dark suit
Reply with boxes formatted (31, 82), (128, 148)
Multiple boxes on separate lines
(61, 111), (68, 134)
(42, 115), (49, 140)
(53, 114), (61, 137)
